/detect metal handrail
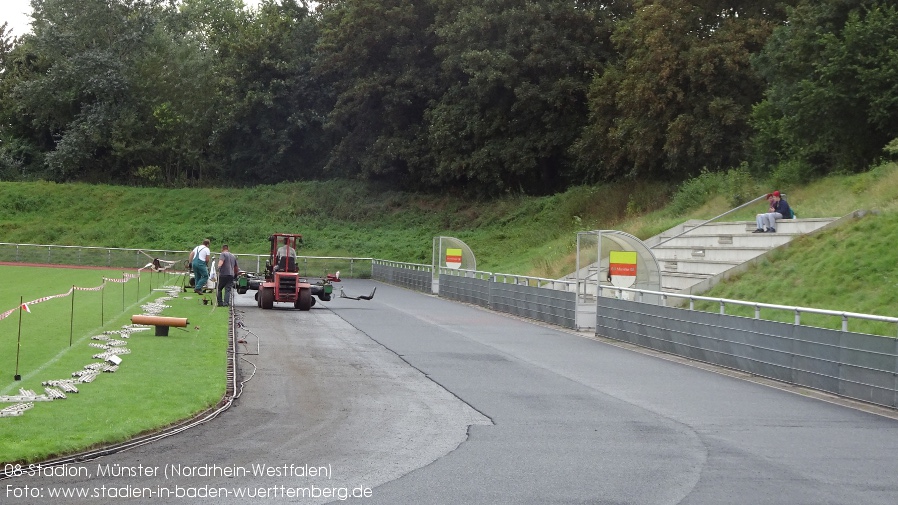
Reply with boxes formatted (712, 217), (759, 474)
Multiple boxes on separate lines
(438, 267), (576, 289)
(653, 194), (772, 248)
(236, 254), (375, 261)
(493, 271), (577, 290)
(439, 267), (493, 281)
(599, 285), (898, 335)
(0, 242), (376, 262)
(373, 258), (432, 270)
(236, 254), (374, 276)
(0, 242), (375, 276)
(0, 242), (186, 253)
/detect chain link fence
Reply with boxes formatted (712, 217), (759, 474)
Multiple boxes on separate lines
(0, 243), (373, 278)
(0, 243), (185, 269)
(232, 254), (373, 279)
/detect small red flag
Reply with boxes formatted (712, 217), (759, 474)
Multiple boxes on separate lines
(21, 303), (31, 313)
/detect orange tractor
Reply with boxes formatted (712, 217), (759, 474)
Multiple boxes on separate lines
(254, 233), (336, 310)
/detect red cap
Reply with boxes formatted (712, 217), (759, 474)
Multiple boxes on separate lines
(773, 190), (780, 197)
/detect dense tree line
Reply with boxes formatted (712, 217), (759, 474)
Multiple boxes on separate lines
(0, 0), (896, 194)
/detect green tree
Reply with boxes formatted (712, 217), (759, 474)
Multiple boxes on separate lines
(575, 0), (791, 181)
(210, 0), (326, 184)
(427, 0), (613, 194)
(315, 0), (441, 187)
(9, 0), (171, 181)
(0, 23), (43, 178)
(129, 22), (218, 186)
(136, 0), (253, 185)
(752, 1), (898, 175)
(0, 22), (11, 63)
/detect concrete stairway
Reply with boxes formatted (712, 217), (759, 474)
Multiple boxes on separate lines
(646, 216), (844, 296)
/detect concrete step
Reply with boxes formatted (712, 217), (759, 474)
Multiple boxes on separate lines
(659, 258), (742, 276)
(561, 212), (851, 302)
(657, 218), (836, 238)
(657, 233), (795, 248)
(653, 214), (850, 296)
(661, 272), (712, 291)
(652, 246), (772, 263)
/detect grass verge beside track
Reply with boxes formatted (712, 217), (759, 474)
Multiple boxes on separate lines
(0, 266), (228, 464)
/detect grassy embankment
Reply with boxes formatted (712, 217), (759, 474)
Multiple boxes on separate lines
(0, 266), (227, 464)
(2, 163), (898, 324)
(679, 164), (898, 335)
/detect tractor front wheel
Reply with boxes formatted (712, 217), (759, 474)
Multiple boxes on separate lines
(297, 288), (312, 311)
(260, 287), (274, 309)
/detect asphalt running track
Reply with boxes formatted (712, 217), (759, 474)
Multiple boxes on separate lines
(5, 280), (898, 504)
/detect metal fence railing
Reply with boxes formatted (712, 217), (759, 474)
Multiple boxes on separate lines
(597, 285), (898, 337)
(0, 242), (373, 279)
(0, 242), (186, 270)
(372, 259), (433, 293)
(436, 267), (578, 329)
(491, 271), (578, 291)
(233, 254), (373, 279)
(594, 293), (898, 409)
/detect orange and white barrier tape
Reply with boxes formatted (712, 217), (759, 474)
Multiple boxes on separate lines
(0, 275), (141, 321)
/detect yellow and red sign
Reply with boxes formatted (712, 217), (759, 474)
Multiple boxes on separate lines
(609, 250), (637, 287)
(445, 248), (463, 269)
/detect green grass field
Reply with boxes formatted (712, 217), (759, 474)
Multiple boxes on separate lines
(0, 266), (228, 464)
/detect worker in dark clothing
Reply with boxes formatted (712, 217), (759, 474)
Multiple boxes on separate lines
(217, 244), (239, 307)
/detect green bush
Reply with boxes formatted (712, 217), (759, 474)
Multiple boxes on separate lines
(668, 171), (726, 215)
(884, 138), (898, 158)
(725, 164), (757, 206)
(768, 159), (815, 188)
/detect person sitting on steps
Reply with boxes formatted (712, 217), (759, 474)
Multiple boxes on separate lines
(753, 191), (791, 233)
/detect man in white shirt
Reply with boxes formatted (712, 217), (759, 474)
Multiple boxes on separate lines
(189, 239), (212, 294)
(276, 237), (297, 272)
